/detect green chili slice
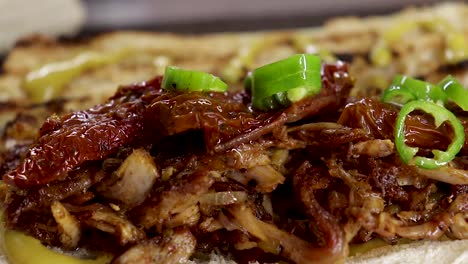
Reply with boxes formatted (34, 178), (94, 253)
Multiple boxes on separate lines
(251, 54), (321, 111)
(438, 75), (468, 111)
(244, 72), (253, 93)
(161, 66), (228, 92)
(381, 84), (416, 106)
(395, 100), (465, 169)
(382, 75), (447, 105)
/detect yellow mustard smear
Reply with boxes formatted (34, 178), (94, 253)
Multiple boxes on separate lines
(23, 49), (130, 103)
(3, 230), (112, 264)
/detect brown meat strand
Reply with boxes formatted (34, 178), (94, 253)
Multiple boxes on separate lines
(292, 161), (347, 262)
(212, 95), (340, 153)
(288, 124), (370, 147)
(366, 157), (409, 202)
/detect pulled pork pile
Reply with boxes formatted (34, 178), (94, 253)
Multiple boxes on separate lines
(1, 62), (467, 264)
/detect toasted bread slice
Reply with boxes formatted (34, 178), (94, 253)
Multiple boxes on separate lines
(1, 2), (467, 109)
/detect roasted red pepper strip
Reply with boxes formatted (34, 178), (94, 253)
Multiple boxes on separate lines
(2, 82), (156, 188)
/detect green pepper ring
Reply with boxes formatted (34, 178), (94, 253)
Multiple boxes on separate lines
(251, 54), (321, 111)
(438, 75), (468, 111)
(381, 87), (417, 106)
(382, 75), (448, 105)
(161, 66), (228, 92)
(395, 100), (465, 169)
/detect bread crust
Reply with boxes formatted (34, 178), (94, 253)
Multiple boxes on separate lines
(1, 2), (467, 106)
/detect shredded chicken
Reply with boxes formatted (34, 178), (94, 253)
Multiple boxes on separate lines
(95, 148), (159, 208)
(415, 166), (468, 185)
(51, 201), (81, 249)
(80, 205), (145, 246)
(135, 170), (214, 231)
(230, 205), (346, 264)
(199, 191), (249, 207)
(245, 165), (285, 193)
(113, 228), (196, 264)
(350, 139), (394, 157)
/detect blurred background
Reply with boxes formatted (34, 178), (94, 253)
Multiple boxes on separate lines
(83, 0), (443, 33)
(0, 0), (449, 53)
